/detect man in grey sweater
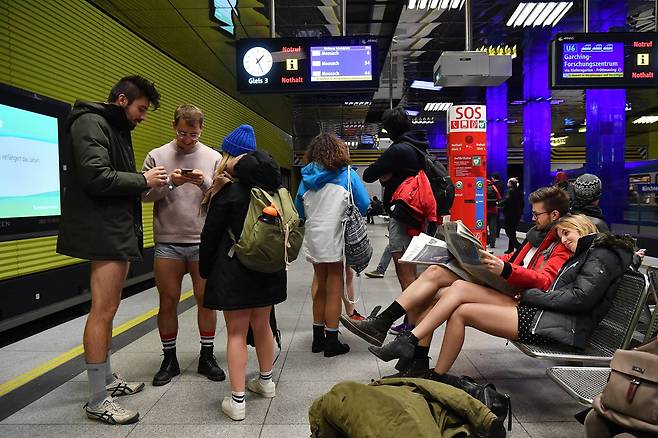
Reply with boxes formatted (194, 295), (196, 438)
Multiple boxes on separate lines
(142, 104), (224, 386)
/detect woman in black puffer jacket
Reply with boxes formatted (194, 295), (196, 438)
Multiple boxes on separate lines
(518, 216), (634, 348)
(427, 214), (635, 376)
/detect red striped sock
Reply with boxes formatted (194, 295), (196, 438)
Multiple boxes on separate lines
(160, 332), (177, 351)
(200, 330), (215, 348)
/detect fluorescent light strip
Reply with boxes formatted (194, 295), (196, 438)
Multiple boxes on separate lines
(450, 0), (461, 8)
(411, 80), (443, 91)
(430, 0), (440, 7)
(551, 2), (573, 26)
(543, 2), (568, 27)
(507, 3), (525, 26)
(514, 3), (536, 27)
(424, 102), (452, 111)
(524, 2), (547, 26)
(633, 116), (658, 124)
(419, 0), (428, 8)
(505, 2), (573, 27)
(440, 0), (450, 7)
(408, 0), (418, 9)
(533, 2), (557, 26)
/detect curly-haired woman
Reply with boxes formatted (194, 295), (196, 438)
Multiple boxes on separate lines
(294, 133), (370, 357)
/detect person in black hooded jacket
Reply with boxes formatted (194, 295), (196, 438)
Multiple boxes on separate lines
(199, 149), (287, 422)
(363, 107), (427, 291)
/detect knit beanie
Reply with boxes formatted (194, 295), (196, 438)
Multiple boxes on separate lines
(221, 124), (256, 157)
(573, 173), (602, 203)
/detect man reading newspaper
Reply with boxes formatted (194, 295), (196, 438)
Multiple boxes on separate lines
(401, 221), (516, 295)
(340, 186), (572, 377)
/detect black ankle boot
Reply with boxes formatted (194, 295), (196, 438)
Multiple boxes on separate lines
(153, 348), (180, 386)
(198, 345), (226, 381)
(368, 331), (417, 362)
(312, 325), (325, 353)
(383, 356), (430, 379)
(338, 308), (391, 347)
(324, 330), (350, 357)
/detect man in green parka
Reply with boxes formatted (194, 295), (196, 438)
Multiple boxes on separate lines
(57, 75), (167, 425)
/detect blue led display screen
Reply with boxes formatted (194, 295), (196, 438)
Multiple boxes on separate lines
(236, 36), (379, 93)
(551, 32), (658, 89)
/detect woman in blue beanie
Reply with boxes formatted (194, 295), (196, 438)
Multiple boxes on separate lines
(200, 125), (286, 421)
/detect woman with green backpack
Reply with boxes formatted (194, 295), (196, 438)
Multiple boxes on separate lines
(199, 125), (288, 421)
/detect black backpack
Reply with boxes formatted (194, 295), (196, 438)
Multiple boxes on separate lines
(487, 181), (501, 207)
(406, 143), (455, 216)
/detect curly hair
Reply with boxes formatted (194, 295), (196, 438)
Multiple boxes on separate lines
(304, 132), (350, 171)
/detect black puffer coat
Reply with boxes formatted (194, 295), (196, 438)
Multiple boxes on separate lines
(363, 131), (427, 212)
(200, 151), (287, 311)
(520, 233), (635, 348)
(57, 102), (147, 261)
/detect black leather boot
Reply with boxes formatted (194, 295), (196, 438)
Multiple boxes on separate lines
(368, 331), (417, 362)
(338, 306), (390, 347)
(312, 325), (325, 353)
(383, 356), (430, 379)
(198, 345), (226, 381)
(323, 330), (350, 357)
(152, 348), (180, 386)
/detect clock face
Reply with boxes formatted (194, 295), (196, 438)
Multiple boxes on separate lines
(243, 47), (273, 77)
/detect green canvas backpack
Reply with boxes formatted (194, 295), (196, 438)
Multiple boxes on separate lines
(228, 186), (305, 273)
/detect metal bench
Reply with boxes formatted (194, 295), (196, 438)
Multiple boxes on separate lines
(546, 270), (656, 405)
(512, 269), (649, 363)
(545, 366), (610, 405)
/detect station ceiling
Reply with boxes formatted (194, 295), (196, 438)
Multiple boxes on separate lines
(90, 0), (658, 153)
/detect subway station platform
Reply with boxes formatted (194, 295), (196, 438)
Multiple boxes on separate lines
(0, 225), (597, 437)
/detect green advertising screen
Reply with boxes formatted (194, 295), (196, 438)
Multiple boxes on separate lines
(0, 103), (61, 218)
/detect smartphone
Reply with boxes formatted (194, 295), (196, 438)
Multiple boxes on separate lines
(181, 168), (193, 174)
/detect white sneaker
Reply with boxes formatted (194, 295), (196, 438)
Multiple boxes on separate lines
(106, 373), (145, 397)
(247, 378), (276, 398)
(84, 396), (139, 425)
(221, 396), (245, 421)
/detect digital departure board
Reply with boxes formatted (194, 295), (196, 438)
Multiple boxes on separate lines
(236, 36), (379, 93)
(551, 33), (658, 89)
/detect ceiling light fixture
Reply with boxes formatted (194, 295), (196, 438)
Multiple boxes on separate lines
(476, 44), (517, 59)
(412, 117), (435, 125)
(506, 2), (573, 27)
(424, 102), (453, 111)
(633, 115), (658, 124)
(411, 80), (443, 91)
(408, 0), (463, 9)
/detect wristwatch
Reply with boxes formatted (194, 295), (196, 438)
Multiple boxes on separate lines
(168, 179), (178, 191)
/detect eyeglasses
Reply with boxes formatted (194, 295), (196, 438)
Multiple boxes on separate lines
(176, 130), (201, 140)
(531, 211), (551, 219)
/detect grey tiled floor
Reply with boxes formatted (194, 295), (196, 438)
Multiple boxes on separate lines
(0, 225), (587, 437)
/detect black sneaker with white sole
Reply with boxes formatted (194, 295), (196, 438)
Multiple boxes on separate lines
(84, 397), (139, 425)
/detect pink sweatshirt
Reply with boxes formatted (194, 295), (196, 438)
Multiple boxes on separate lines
(142, 140), (222, 244)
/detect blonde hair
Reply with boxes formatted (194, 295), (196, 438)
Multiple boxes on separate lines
(555, 214), (598, 237)
(200, 153), (233, 214)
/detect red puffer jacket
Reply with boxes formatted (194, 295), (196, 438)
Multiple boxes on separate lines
(498, 229), (572, 291)
(391, 170), (437, 236)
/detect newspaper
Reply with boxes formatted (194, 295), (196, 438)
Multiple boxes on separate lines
(398, 233), (450, 265)
(401, 221), (516, 295)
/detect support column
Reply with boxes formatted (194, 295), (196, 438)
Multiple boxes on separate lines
(486, 82), (508, 184)
(523, 30), (552, 218)
(585, 1), (626, 223)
